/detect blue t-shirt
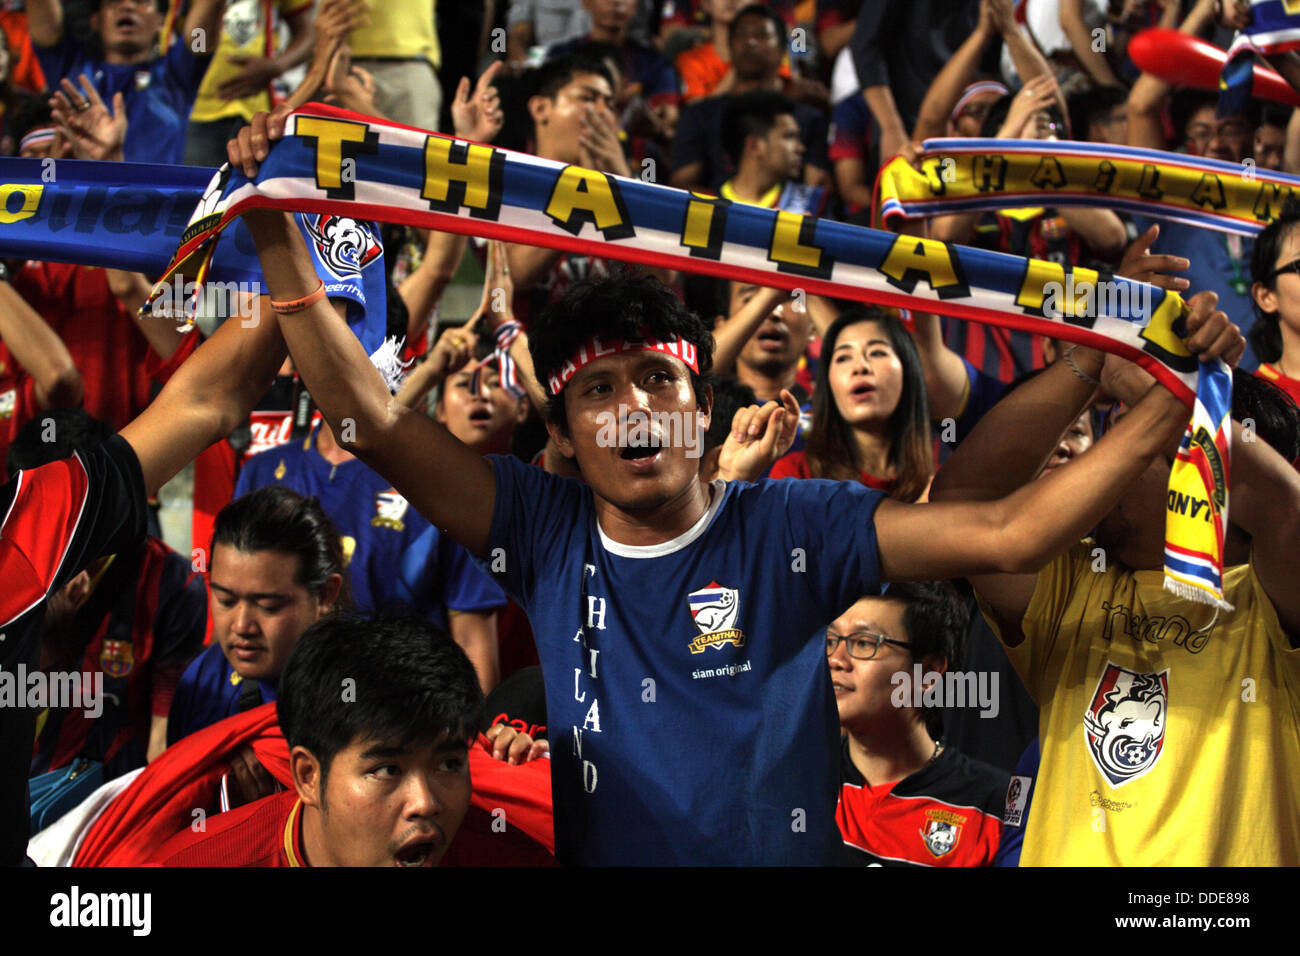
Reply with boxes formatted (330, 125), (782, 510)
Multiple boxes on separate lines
(484, 453), (886, 865)
(33, 34), (211, 167)
(1132, 216), (1258, 370)
(168, 643), (277, 746)
(235, 427), (505, 619)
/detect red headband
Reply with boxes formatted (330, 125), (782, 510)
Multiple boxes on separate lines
(545, 334), (700, 396)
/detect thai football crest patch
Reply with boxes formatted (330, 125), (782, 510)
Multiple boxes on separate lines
(1083, 663), (1169, 787)
(686, 581), (744, 654)
(371, 490), (409, 531)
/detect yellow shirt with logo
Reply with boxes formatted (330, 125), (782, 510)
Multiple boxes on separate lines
(347, 0), (440, 68)
(190, 0), (313, 124)
(981, 543), (1300, 865)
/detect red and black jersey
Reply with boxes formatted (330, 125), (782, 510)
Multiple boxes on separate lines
(0, 434), (147, 864)
(30, 536), (207, 780)
(836, 735), (1008, 867)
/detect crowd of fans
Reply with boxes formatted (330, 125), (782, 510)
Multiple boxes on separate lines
(1, 0), (1299, 869)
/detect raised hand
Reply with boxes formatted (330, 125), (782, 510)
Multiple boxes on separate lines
(49, 74), (126, 161)
(1116, 223), (1191, 292)
(451, 61), (505, 143)
(717, 389), (802, 482)
(485, 722), (549, 765)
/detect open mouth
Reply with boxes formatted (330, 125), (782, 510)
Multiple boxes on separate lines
(116, 14), (139, 31)
(394, 835), (440, 867)
(849, 383), (876, 399)
(467, 407), (493, 423)
(620, 445), (660, 461)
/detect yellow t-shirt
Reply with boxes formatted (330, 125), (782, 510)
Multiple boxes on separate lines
(348, 0), (440, 68)
(190, 0), (313, 124)
(981, 544), (1300, 865)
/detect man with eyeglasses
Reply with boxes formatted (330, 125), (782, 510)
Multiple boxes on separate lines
(829, 582), (1010, 866)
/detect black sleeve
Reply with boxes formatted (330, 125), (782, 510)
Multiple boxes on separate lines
(57, 435), (150, 594)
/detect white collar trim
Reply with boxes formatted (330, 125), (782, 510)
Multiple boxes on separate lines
(597, 480), (727, 559)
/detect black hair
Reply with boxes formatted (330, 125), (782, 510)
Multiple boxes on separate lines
(1066, 85), (1126, 143)
(807, 306), (932, 501)
(1232, 372), (1300, 464)
(11, 96), (54, 145)
(720, 90), (797, 167)
(91, 0), (168, 12)
(1249, 196), (1300, 363)
(530, 52), (616, 103)
(881, 580), (969, 737)
(528, 267), (716, 434)
(727, 3), (785, 48)
(7, 408), (111, 477)
(702, 375), (759, 454)
(277, 613), (484, 792)
(980, 93), (1067, 139)
(1169, 89), (1225, 144)
(211, 485), (353, 609)
(1258, 102), (1290, 131)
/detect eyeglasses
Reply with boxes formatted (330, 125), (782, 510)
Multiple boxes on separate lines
(1269, 258), (1300, 281)
(825, 629), (912, 661)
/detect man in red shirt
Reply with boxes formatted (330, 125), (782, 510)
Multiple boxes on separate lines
(150, 614), (483, 866)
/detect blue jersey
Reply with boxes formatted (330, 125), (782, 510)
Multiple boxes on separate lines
(484, 454), (886, 865)
(293, 212), (387, 336)
(168, 643), (277, 746)
(235, 427), (505, 619)
(33, 35), (211, 167)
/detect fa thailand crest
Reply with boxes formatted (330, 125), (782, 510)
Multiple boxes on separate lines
(1083, 663), (1169, 787)
(303, 214), (381, 280)
(921, 810), (964, 858)
(99, 639), (134, 679)
(371, 490), (409, 531)
(223, 0), (261, 47)
(686, 581), (744, 654)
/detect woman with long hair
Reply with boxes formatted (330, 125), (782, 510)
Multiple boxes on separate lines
(770, 306), (934, 502)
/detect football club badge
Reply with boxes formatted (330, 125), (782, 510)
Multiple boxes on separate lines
(99, 639), (135, 678)
(1083, 663), (1169, 787)
(920, 810), (964, 858)
(1004, 775), (1031, 827)
(686, 581), (745, 654)
(303, 215), (382, 281)
(371, 490), (409, 531)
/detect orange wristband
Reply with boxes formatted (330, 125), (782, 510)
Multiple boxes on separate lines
(270, 279), (327, 314)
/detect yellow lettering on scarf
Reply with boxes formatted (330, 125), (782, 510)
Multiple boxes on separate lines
(880, 235), (965, 297)
(0, 183), (43, 223)
(422, 136), (502, 219)
(1252, 181), (1295, 222)
(768, 210), (830, 277)
(1015, 259), (1101, 319)
(545, 167), (634, 240)
(1028, 156), (1066, 190)
(971, 154), (1008, 192)
(294, 116), (376, 200)
(680, 193), (727, 259)
(1140, 294), (1193, 360)
(1285, 0), (1300, 14)
(1189, 173), (1227, 210)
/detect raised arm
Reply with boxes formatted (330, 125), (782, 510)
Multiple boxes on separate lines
(241, 206), (495, 556)
(913, 2), (997, 141)
(1127, 0), (1221, 151)
(183, 0), (229, 53)
(24, 0), (62, 49)
(118, 292), (287, 498)
(0, 280), (81, 410)
(1059, 0), (1124, 88)
(712, 285), (789, 376)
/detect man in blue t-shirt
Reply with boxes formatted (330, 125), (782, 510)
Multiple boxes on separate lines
(230, 117), (1237, 862)
(27, 0), (224, 166)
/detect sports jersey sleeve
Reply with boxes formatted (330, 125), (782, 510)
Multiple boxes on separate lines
(766, 477), (886, 620)
(440, 534), (507, 614)
(1248, 560), (1300, 698)
(975, 544), (1092, 703)
(828, 95), (869, 163)
(1, 435), (148, 629)
(162, 32), (214, 100)
(484, 453), (588, 607)
(31, 31), (80, 87)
